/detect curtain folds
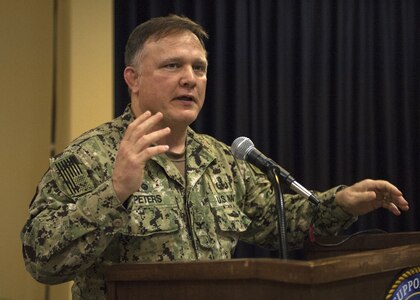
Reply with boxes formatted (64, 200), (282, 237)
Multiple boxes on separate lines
(114, 0), (419, 244)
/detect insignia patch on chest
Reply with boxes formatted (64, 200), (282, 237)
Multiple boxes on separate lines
(53, 154), (95, 196)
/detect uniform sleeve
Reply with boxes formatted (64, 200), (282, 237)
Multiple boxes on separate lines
(285, 186), (357, 249)
(20, 153), (129, 285)
(238, 163), (357, 250)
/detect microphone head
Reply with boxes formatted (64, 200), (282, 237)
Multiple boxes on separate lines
(231, 136), (254, 160)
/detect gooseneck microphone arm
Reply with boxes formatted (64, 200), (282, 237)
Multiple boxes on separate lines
(266, 167), (288, 259)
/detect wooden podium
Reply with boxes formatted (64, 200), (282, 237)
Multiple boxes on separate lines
(105, 232), (420, 299)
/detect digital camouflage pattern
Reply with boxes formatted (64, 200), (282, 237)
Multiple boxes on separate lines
(21, 105), (356, 299)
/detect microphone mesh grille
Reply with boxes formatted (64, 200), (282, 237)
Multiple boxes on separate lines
(231, 136), (254, 160)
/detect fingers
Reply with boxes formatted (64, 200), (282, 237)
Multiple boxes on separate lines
(126, 111), (165, 143)
(138, 139), (170, 162)
(135, 127), (171, 157)
(365, 179), (409, 215)
(336, 179), (409, 217)
(370, 180), (409, 212)
(124, 111), (171, 153)
(381, 201), (403, 216)
(360, 179), (403, 200)
(390, 195), (408, 211)
(358, 179), (407, 202)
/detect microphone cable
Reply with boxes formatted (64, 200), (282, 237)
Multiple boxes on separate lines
(313, 229), (388, 247)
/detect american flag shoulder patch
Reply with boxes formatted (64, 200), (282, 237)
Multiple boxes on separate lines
(52, 154), (95, 196)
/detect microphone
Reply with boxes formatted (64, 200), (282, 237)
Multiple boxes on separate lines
(231, 136), (320, 206)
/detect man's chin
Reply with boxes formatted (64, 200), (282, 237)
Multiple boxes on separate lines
(174, 111), (200, 125)
(165, 115), (198, 129)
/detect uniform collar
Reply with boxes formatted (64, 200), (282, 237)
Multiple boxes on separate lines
(185, 127), (216, 188)
(150, 127), (217, 189)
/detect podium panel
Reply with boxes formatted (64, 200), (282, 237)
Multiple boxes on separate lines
(105, 232), (420, 300)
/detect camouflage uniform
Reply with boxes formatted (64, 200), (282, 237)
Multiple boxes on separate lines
(21, 105), (356, 299)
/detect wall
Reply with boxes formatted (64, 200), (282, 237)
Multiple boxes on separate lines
(0, 0), (112, 299)
(56, 0), (113, 151)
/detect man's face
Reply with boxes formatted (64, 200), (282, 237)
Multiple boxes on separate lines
(130, 31), (208, 128)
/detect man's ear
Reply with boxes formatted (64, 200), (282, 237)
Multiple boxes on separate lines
(123, 66), (139, 93)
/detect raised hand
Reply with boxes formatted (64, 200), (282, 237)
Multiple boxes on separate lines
(112, 111), (170, 202)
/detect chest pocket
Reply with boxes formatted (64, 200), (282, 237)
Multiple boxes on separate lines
(125, 198), (180, 237)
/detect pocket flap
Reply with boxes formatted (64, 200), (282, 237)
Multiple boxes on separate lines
(126, 205), (179, 236)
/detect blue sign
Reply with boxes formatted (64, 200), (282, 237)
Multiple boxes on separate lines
(386, 267), (420, 300)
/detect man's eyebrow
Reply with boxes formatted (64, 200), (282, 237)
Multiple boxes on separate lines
(193, 56), (208, 65)
(160, 56), (208, 65)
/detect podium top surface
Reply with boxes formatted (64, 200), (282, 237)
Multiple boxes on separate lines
(105, 232), (420, 285)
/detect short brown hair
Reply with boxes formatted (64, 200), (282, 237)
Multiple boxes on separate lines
(124, 14), (209, 67)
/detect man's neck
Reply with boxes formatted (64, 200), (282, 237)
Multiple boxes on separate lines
(162, 127), (187, 154)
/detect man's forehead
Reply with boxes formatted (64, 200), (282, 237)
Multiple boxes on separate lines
(141, 31), (207, 58)
(146, 30), (205, 48)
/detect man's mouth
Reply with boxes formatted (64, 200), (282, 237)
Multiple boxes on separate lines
(174, 95), (195, 102)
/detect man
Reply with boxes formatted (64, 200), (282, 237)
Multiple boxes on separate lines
(21, 15), (408, 299)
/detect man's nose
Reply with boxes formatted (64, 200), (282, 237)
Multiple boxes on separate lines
(179, 66), (196, 88)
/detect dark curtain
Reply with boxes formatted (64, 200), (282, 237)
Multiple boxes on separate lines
(114, 0), (420, 257)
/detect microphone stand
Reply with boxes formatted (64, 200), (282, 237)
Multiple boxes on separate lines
(267, 166), (288, 260)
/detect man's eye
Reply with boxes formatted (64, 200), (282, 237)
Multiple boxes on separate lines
(165, 63), (179, 69)
(194, 65), (207, 73)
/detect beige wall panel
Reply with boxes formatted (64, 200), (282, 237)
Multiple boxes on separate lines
(0, 0), (52, 299)
(57, 0), (113, 151)
(0, 0), (113, 299)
